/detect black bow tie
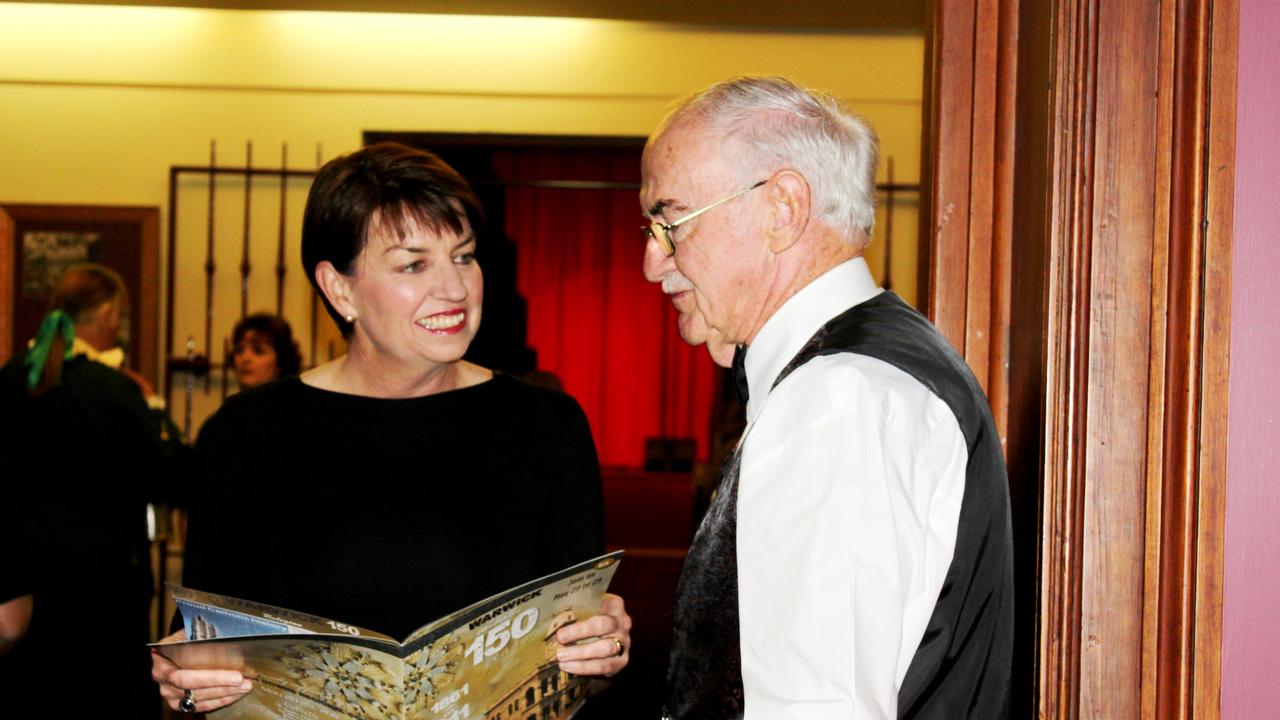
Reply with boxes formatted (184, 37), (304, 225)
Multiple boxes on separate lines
(731, 345), (749, 404)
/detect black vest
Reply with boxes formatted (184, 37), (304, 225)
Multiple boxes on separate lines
(663, 291), (1013, 719)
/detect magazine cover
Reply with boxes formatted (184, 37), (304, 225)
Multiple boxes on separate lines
(153, 552), (623, 720)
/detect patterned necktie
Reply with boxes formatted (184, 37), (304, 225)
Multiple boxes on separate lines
(662, 444), (745, 719)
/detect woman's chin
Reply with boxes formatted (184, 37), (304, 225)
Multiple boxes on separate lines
(237, 373), (269, 389)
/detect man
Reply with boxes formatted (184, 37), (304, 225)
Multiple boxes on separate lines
(642, 76), (1014, 719)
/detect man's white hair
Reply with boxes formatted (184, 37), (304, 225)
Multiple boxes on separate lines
(656, 76), (880, 247)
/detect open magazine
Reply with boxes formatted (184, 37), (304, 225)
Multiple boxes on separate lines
(152, 551), (623, 720)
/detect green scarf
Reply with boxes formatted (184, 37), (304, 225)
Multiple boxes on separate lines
(24, 309), (76, 390)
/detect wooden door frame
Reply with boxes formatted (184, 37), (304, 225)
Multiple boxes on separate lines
(922, 0), (1236, 716)
(0, 203), (161, 386)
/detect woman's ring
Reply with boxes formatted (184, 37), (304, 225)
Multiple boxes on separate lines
(179, 688), (197, 713)
(612, 638), (625, 656)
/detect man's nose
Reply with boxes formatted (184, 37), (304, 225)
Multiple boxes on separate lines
(642, 235), (673, 283)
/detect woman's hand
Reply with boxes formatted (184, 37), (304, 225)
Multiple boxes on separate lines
(151, 630), (253, 713)
(553, 593), (632, 677)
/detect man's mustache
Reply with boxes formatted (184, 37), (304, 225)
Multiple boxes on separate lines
(662, 272), (694, 295)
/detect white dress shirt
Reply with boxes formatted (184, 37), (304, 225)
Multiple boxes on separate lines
(737, 257), (967, 719)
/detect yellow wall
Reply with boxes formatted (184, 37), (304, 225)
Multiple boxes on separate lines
(0, 2), (922, 429)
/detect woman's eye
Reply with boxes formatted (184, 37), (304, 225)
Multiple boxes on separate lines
(402, 260), (426, 273)
(454, 253), (476, 265)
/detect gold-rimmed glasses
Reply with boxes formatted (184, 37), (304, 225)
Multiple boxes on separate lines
(644, 180), (767, 256)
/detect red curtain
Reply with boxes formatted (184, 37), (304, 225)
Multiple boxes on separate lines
(494, 148), (719, 468)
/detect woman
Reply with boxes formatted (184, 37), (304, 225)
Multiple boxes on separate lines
(153, 143), (631, 714)
(0, 264), (166, 717)
(229, 313), (302, 389)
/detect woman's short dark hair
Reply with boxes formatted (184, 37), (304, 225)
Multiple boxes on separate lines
(230, 313), (302, 378)
(300, 142), (484, 337)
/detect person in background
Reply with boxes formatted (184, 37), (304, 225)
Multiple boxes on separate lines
(229, 313), (303, 389)
(642, 76), (1014, 719)
(0, 477), (32, 659)
(0, 263), (169, 718)
(152, 142), (631, 715)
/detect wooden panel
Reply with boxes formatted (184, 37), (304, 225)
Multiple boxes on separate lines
(962, 0), (997, 388)
(1034, 0), (1178, 711)
(1028, 0), (1236, 713)
(1192, 2), (1236, 715)
(922, 0), (1017, 433)
(0, 204), (160, 385)
(1080, 0), (1162, 714)
(1035, 1), (1101, 713)
(1145, 0), (1237, 717)
(985, 0), (1017, 441)
(927, 0), (1236, 715)
(1004, 0), (1055, 712)
(1140, 0), (1179, 711)
(1148, 0), (1202, 712)
(920, 0), (976, 346)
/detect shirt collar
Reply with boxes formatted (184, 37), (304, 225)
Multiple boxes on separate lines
(743, 256), (881, 422)
(71, 336), (125, 369)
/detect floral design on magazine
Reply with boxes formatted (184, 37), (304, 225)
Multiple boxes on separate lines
(279, 642), (400, 720)
(404, 639), (464, 714)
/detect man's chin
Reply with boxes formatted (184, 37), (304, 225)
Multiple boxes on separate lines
(706, 340), (735, 369)
(675, 313), (709, 347)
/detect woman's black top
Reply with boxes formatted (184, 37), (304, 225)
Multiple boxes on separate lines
(183, 373), (605, 639)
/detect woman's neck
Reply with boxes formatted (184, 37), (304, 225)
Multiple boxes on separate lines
(301, 340), (491, 399)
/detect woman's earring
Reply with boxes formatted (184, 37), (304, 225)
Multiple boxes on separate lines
(345, 315), (354, 323)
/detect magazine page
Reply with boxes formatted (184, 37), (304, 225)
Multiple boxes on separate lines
(157, 637), (406, 720)
(153, 552), (623, 720)
(402, 551), (623, 647)
(170, 585), (396, 643)
(399, 552), (622, 720)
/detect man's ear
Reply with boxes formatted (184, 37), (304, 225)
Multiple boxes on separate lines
(315, 261), (357, 321)
(766, 170), (811, 254)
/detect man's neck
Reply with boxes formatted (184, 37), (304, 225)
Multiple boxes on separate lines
(742, 233), (862, 346)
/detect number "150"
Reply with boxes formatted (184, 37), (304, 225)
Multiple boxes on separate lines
(465, 607), (539, 665)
